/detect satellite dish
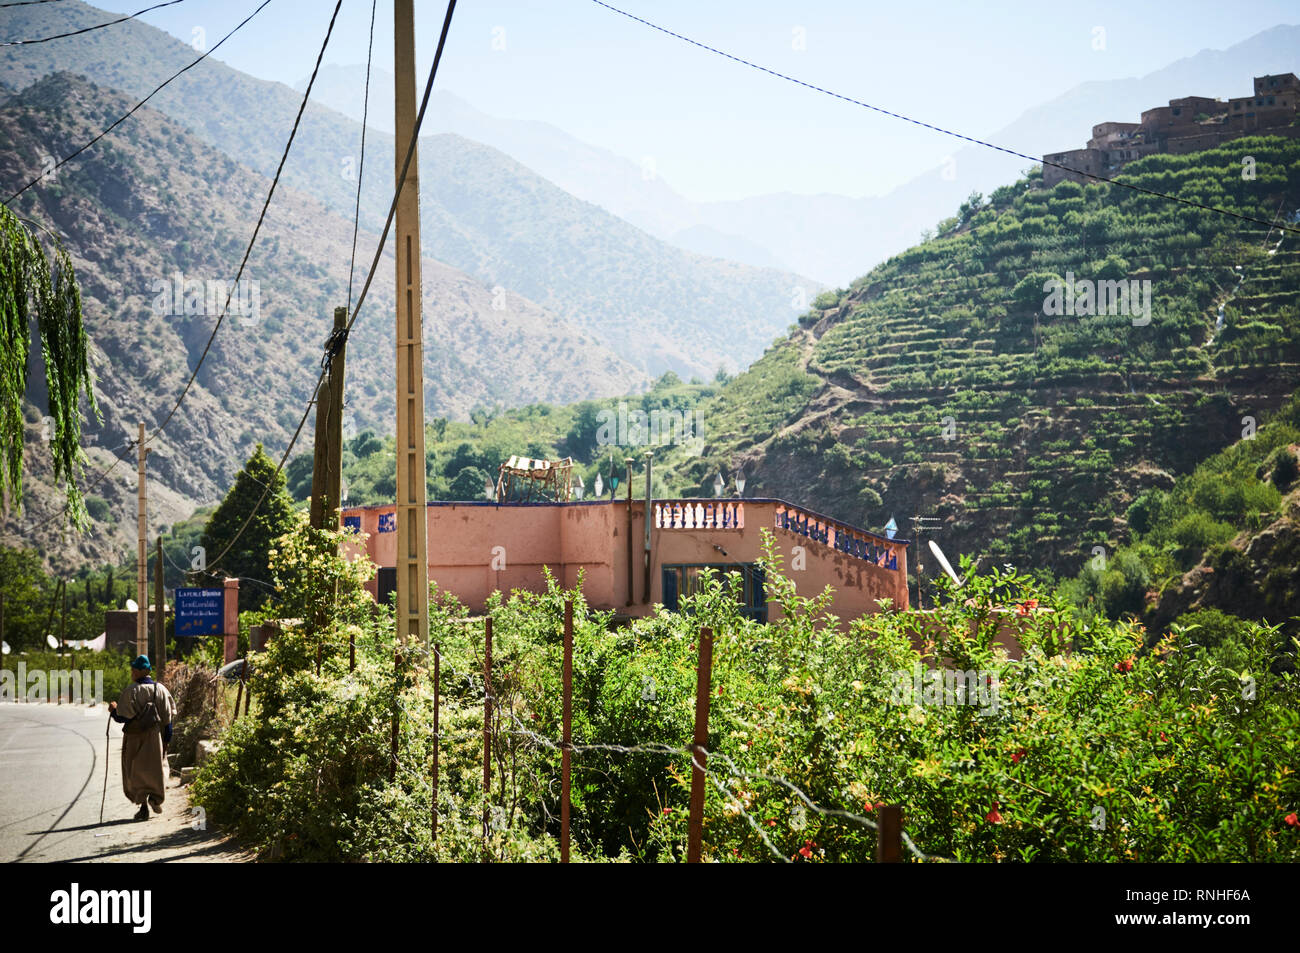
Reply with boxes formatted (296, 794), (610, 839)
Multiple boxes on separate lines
(46, 633), (60, 650)
(126, 598), (138, 612)
(1, 641), (10, 655)
(928, 539), (965, 588)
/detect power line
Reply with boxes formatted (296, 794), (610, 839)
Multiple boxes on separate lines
(0, 0), (186, 46)
(203, 0), (461, 575)
(347, 0), (378, 313)
(4, 0), (273, 204)
(0, 0), (74, 8)
(143, 0), (342, 450)
(588, 0), (1300, 238)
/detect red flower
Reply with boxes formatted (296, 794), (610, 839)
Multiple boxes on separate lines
(1159, 732), (1167, 743)
(798, 845), (811, 859)
(1285, 812), (1298, 828)
(1114, 658), (1134, 673)
(798, 839), (816, 859)
(732, 847), (742, 858)
(661, 807), (672, 816)
(986, 802), (1003, 824)
(1011, 749), (1026, 764)
(716, 685), (723, 696)
(766, 819), (777, 827)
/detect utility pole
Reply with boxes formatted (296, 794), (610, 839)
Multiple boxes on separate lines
(624, 458), (634, 606)
(311, 305), (349, 531)
(911, 515), (941, 611)
(154, 537), (165, 670)
(136, 422), (151, 657)
(393, 0), (430, 648)
(643, 451), (653, 604)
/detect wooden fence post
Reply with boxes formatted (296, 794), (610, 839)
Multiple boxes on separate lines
(687, 626), (713, 863)
(431, 641), (440, 848)
(561, 600), (573, 863)
(876, 804), (903, 862)
(389, 645), (401, 783)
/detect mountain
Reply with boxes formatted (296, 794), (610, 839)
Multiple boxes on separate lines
(0, 73), (640, 569)
(298, 29), (1300, 288)
(642, 136), (1300, 578)
(0, 1), (817, 380)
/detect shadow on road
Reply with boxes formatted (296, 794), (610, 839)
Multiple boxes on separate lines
(54, 826), (247, 863)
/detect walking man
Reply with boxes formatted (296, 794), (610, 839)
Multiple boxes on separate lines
(108, 656), (176, 821)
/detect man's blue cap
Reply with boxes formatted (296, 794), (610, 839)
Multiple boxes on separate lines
(131, 655), (152, 671)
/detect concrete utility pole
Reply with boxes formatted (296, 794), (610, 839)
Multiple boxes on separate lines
(136, 422), (151, 657)
(311, 305), (348, 531)
(393, 0), (430, 647)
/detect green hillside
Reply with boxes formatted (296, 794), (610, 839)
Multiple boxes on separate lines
(1060, 392), (1300, 638)
(649, 136), (1300, 578)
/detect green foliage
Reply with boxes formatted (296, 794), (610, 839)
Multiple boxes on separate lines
(192, 526), (1300, 863)
(199, 444), (297, 611)
(0, 205), (99, 526)
(1267, 445), (1298, 491)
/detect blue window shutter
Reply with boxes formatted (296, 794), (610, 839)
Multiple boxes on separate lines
(663, 568), (679, 612)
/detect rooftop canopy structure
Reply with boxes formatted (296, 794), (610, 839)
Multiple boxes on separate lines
(495, 456), (580, 503)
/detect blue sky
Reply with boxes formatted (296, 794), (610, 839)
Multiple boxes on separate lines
(90, 0), (1299, 201)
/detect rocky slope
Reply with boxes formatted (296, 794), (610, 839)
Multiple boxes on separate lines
(0, 73), (640, 570)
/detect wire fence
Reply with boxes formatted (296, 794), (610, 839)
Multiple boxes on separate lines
(244, 603), (951, 863)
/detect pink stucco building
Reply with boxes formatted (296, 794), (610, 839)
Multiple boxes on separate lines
(340, 497), (909, 624)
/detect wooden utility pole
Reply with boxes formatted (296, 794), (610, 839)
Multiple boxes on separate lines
(154, 537), (165, 670)
(642, 451), (653, 603)
(393, 0), (430, 648)
(625, 458), (634, 606)
(310, 306), (348, 531)
(136, 422), (150, 657)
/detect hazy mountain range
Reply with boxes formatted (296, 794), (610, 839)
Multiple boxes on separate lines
(0, 1), (817, 382)
(296, 25), (1300, 285)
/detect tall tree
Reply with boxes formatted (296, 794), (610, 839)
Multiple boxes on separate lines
(200, 444), (297, 611)
(0, 206), (98, 527)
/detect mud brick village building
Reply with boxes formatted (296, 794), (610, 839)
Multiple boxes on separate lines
(1043, 72), (1300, 187)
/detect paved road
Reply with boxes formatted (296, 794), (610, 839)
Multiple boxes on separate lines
(0, 702), (250, 863)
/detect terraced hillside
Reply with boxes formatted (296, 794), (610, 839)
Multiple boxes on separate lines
(657, 136), (1300, 577)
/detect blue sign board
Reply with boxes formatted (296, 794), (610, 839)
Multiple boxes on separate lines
(175, 587), (224, 636)
(343, 515), (361, 534)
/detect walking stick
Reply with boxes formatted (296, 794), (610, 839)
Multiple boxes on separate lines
(99, 711), (111, 824)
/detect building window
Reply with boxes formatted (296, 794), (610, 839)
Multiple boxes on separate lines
(662, 563), (768, 623)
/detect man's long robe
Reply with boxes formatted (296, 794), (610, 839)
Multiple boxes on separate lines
(113, 678), (177, 807)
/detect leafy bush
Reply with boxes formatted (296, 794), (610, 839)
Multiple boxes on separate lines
(191, 522), (1300, 863)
